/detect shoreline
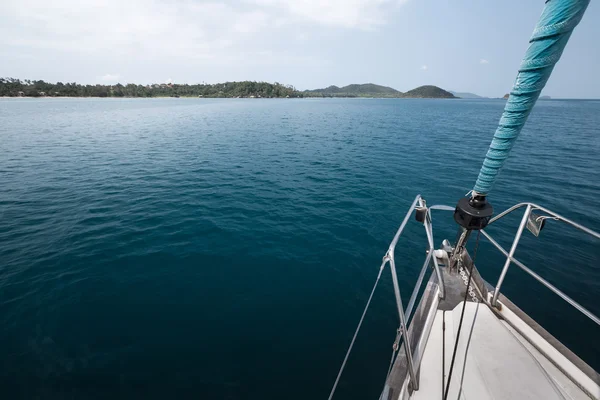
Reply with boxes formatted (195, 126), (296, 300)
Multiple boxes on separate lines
(0, 96), (301, 99)
(1, 96), (591, 100)
(1, 96), (462, 100)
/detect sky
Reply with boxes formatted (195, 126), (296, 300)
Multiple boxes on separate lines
(1, 0), (599, 98)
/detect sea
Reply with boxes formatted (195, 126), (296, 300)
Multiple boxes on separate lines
(1, 97), (599, 399)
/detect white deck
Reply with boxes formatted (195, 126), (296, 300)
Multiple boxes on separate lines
(410, 302), (597, 400)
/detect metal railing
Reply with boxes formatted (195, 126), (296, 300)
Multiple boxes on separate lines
(336, 197), (600, 399)
(330, 195), (450, 398)
(481, 202), (600, 326)
(428, 200), (600, 326)
(384, 197), (600, 393)
(382, 195), (448, 391)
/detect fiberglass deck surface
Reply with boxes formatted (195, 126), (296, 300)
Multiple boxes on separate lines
(411, 302), (592, 400)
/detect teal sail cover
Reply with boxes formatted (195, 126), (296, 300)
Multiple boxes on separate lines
(473, 0), (590, 195)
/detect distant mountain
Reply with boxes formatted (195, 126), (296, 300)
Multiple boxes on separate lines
(306, 83), (401, 97)
(402, 85), (456, 99)
(449, 91), (485, 99)
(305, 84), (456, 98)
(502, 94), (551, 100)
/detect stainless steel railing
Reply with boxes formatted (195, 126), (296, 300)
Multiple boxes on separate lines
(332, 195), (451, 398)
(429, 200), (600, 326)
(385, 197), (600, 393)
(382, 195), (449, 391)
(481, 202), (600, 326)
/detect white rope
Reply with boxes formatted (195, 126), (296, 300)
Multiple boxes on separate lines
(328, 259), (387, 400)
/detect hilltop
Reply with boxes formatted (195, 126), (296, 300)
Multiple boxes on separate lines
(402, 85), (456, 99)
(304, 84), (456, 98)
(305, 83), (401, 97)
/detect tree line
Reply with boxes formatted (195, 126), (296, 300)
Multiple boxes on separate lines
(0, 78), (304, 98)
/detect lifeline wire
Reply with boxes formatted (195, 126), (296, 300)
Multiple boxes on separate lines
(328, 259), (386, 400)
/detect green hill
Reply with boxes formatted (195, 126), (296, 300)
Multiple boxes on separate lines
(338, 84), (401, 95)
(305, 83), (456, 98)
(402, 85), (456, 98)
(306, 83), (401, 97)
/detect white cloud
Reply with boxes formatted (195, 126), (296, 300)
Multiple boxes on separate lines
(0, 0), (407, 57)
(100, 73), (121, 82)
(0, 0), (237, 59)
(420, 65), (428, 70)
(480, 59), (489, 64)
(233, 10), (269, 33)
(0, 0), (408, 83)
(296, 32), (309, 41)
(246, 0), (408, 29)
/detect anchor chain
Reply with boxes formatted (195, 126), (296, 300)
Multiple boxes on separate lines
(458, 263), (478, 302)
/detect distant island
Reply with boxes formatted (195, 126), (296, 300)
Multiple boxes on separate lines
(449, 91), (485, 99)
(502, 93), (551, 100)
(304, 84), (456, 98)
(0, 78), (301, 98)
(1, 78), (456, 99)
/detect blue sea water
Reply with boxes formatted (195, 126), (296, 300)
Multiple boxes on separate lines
(0, 97), (599, 399)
